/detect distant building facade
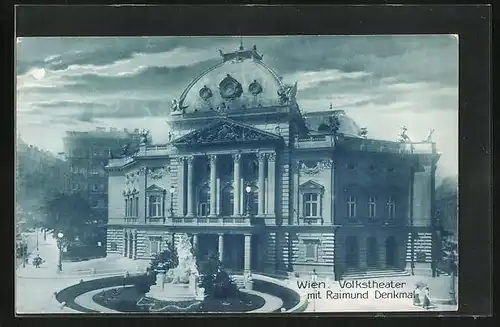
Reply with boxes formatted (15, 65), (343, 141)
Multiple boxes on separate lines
(105, 44), (440, 279)
(63, 127), (144, 225)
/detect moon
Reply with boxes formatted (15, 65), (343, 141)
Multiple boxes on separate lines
(31, 68), (46, 80)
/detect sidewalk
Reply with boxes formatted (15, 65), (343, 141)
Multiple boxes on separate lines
(16, 236), (149, 314)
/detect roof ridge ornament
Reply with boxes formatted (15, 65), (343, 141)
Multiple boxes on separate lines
(218, 42), (263, 63)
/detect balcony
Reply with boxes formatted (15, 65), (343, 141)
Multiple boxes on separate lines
(170, 216), (252, 226)
(294, 135), (335, 149)
(135, 145), (172, 157)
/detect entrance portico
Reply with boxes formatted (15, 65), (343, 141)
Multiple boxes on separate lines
(186, 230), (257, 273)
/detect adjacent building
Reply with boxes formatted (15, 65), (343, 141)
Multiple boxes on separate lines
(105, 44), (440, 279)
(62, 127), (144, 226)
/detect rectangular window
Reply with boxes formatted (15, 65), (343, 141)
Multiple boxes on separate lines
(130, 197), (135, 217)
(148, 195), (163, 217)
(347, 196), (356, 218)
(304, 193), (319, 217)
(135, 197), (139, 217)
(387, 197), (396, 219)
(368, 196), (377, 218)
(304, 241), (318, 261)
(92, 184), (99, 192)
(149, 236), (162, 255)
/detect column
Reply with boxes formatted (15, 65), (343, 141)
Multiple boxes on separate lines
(216, 177), (221, 216)
(244, 233), (252, 273)
(233, 153), (241, 216)
(132, 232), (137, 260)
(258, 153), (266, 216)
(267, 153), (276, 216)
(187, 156), (195, 217)
(177, 157), (185, 216)
(209, 155), (217, 217)
(218, 233), (224, 262)
(123, 231), (128, 257)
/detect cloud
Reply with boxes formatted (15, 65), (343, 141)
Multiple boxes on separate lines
(16, 35), (458, 177)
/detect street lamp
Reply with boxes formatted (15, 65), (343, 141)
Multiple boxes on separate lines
(57, 232), (64, 273)
(169, 186), (175, 217)
(245, 185), (252, 216)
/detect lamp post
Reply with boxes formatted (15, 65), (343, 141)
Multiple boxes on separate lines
(169, 186), (175, 217)
(57, 232), (64, 273)
(245, 185), (252, 217)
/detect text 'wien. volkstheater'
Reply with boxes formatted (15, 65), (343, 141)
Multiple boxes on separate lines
(105, 43), (440, 280)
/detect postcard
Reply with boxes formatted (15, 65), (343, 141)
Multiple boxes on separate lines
(15, 35), (458, 314)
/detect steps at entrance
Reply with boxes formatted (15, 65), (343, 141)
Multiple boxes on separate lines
(341, 269), (410, 280)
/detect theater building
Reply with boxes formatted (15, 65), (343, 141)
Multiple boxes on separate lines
(105, 44), (440, 279)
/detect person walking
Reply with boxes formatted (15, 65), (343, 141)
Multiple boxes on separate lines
(422, 287), (431, 309)
(311, 269), (318, 282)
(413, 285), (421, 306)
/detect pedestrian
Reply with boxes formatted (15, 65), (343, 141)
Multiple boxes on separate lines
(413, 285), (421, 306)
(422, 287), (431, 309)
(311, 269), (318, 283)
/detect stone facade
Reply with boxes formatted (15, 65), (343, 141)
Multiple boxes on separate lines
(105, 44), (440, 279)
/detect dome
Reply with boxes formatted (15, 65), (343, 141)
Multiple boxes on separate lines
(175, 45), (293, 114)
(304, 110), (363, 138)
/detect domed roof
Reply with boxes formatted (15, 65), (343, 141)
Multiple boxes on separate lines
(177, 45), (293, 114)
(304, 110), (363, 138)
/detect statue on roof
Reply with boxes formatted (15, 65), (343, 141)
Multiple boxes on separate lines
(139, 129), (149, 145)
(120, 144), (130, 156)
(398, 125), (411, 143)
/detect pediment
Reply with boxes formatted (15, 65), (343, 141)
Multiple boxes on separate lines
(299, 180), (324, 192)
(171, 119), (283, 147)
(146, 184), (165, 192)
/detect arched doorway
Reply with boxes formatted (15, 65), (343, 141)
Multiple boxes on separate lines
(385, 236), (397, 267)
(366, 237), (378, 268)
(221, 185), (234, 216)
(345, 236), (359, 268)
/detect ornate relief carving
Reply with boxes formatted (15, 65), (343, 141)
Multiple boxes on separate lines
(268, 153), (276, 162)
(257, 152), (267, 162)
(199, 85), (213, 101)
(186, 156), (195, 165)
(248, 80), (263, 96)
(219, 74), (243, 100)
(138, 167), (147, 175)
(209, 155), (218, 165)
(147, 167), (169, 180)
(298, 159), (333, 176)
(176, 157), (184, 165)
(232, 153), (241, 162)
(174, 121), (281, 146)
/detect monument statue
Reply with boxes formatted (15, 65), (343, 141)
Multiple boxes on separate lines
(145, 233), (204, 301)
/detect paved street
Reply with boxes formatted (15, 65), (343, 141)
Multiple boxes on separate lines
(16, 231), (41, 269)
(15, 235), (149, 314)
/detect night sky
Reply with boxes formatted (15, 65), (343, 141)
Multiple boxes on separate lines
(16, 35), (458, 178)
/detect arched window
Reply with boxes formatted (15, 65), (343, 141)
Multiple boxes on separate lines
(198, 185), (210, 217)
(221, 185), (234, 216)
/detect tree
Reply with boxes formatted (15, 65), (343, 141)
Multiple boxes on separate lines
(40, 192), (94, 242)
(197, 253), (238, 301)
